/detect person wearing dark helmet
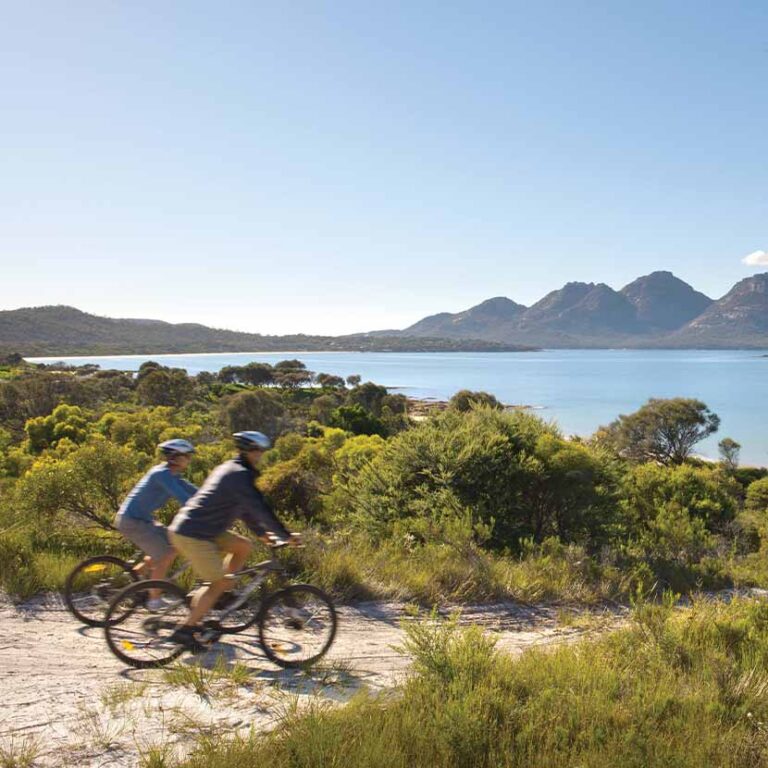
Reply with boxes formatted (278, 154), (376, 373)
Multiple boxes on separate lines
(114, 438), (198, 609)
(167, 431), (300, 649)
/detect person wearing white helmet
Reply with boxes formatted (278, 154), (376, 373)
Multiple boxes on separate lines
(168, 431), (300, 649)
(115, 439), (198, 609)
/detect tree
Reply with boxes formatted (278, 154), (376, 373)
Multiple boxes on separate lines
(274, 359), (307, 373)
(14, 440), (144, 529)
(315, 373), (346, 389)
(136, 360), (163, 382)
(599, 398), (720, 465)
(448, 390), (502, 412)
(241, 363), (275, 387)
(329, 404), (387, 437)
(218, 363), (274, 386)
(219, 389), (285, 438)
(346, 374), (362, 387)
(309, 394), (340, 424)
(136, 369), (193, 407)
(346, 382), (388, 416)
(274, 369), (313, 389)
(24, 404), (91, 453)
(718, 438), (741, 472)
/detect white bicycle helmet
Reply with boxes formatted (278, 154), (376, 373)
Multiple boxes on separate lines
(158, 438), (196, 456)
(233, 431), (271, 451)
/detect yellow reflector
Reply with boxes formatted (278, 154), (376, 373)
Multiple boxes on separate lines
(121, 640), (135, 651)
(84, 564), (107, 573)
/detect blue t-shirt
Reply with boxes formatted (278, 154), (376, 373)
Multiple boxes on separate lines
(118, 464), (198, 523)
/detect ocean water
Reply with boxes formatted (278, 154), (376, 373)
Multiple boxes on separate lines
(28, 349), (768, 466)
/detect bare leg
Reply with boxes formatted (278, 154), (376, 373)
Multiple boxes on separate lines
(148, 550), (176, 600)
(185, 539), (252, 627)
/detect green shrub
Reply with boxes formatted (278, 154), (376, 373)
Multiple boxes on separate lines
(746, 477), (768, 515)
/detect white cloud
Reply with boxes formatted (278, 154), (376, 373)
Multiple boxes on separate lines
(742, 250), (768, 266)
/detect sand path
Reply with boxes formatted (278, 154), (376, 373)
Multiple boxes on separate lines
(0, 594), (621, 767)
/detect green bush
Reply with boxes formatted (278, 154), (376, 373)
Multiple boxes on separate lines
(746, 477), (768, 515)
(341, 407), (619, 550)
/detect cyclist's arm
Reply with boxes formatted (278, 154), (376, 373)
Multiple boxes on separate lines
(155, 470), (198, 505)
(231, 477), (291, 540)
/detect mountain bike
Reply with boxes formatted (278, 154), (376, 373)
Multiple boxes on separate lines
(63, 551), (190, 627)
(103, 543), (337, 669)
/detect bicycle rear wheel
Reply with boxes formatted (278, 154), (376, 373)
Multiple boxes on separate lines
(104, 580), (189, 668)
(64, 555), (138, 627)
(258, 584), (337, 668)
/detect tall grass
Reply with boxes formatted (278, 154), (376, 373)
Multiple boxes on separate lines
(176, 596), (768, 768)
(293, 533), (631, 605)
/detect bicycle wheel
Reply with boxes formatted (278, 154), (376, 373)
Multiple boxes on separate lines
(64, 555), (138, 627)
(258, 584), (337, 668)
(104, 580), (189, 668)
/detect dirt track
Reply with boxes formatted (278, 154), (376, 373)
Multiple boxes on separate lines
(0, 593), (621, 767)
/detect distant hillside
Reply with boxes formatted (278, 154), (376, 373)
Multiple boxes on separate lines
(404, 297), (526, 339)
(396, 271), (768, 348)
(620, 271), (712, 331)
(0, 306), (535, 356)
(670, 274), (768, 346)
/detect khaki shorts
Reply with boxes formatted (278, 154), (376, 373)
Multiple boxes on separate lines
(116, 515), (171, 562)
(169, 530), (249, 582)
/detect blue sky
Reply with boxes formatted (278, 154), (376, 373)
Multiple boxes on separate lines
(1, 1), (766, 334)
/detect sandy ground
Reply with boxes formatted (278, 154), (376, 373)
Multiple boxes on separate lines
(0, 593), (623, 767)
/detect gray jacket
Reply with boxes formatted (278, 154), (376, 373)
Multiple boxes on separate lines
(169, 457), (290, 541)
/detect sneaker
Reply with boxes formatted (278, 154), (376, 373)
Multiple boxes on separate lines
(146, 596), (173, 612)
(168, 625), (207, 652)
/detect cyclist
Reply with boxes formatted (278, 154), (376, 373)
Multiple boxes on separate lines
(167, 431), (299, 649)
(115, 438), (198, 609)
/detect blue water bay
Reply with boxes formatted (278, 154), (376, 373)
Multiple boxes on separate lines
(28, 350), (768, 466)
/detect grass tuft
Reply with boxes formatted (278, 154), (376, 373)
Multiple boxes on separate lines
(0, 735), (41, 768)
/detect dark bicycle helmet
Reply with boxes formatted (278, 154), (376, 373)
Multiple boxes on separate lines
(233, 431), (271, 451)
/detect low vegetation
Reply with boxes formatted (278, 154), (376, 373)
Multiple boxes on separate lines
(154, 597), (768, 768)
(2, 355), (768, 604)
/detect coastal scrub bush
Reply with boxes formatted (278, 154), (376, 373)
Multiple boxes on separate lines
(329, 404), (387, 437)
(448, 389), (502, 411)
(13, 438), (145, 529)
(219, 389), (285, 438)
(620, 462), (741, 534)
(24, 404), (91, 453)
(340, 407), (619, 550)
(746, 478), (768, 515)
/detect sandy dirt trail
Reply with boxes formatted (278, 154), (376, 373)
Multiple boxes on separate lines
(0, 594), (621, 767)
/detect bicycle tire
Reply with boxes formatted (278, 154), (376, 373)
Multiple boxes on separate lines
(63, 555), (138, 627)
(104, 579), (188, 668)
(258, 584), (337, 668)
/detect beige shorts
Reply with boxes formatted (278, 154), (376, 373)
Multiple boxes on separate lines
(169, 530), (249, 582)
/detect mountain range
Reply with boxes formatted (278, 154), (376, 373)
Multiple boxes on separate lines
(1, 272), (766, 356)
(0, 306), (532, 356)
(385, 272), (768, 348)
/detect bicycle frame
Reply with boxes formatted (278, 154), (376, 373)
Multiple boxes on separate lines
(215, 556), (287, 622)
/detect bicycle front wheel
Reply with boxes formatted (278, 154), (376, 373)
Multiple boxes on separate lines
(104, 580), (189, 668)
(64, 555), (138, 627)
(258, 584), (337, 668)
